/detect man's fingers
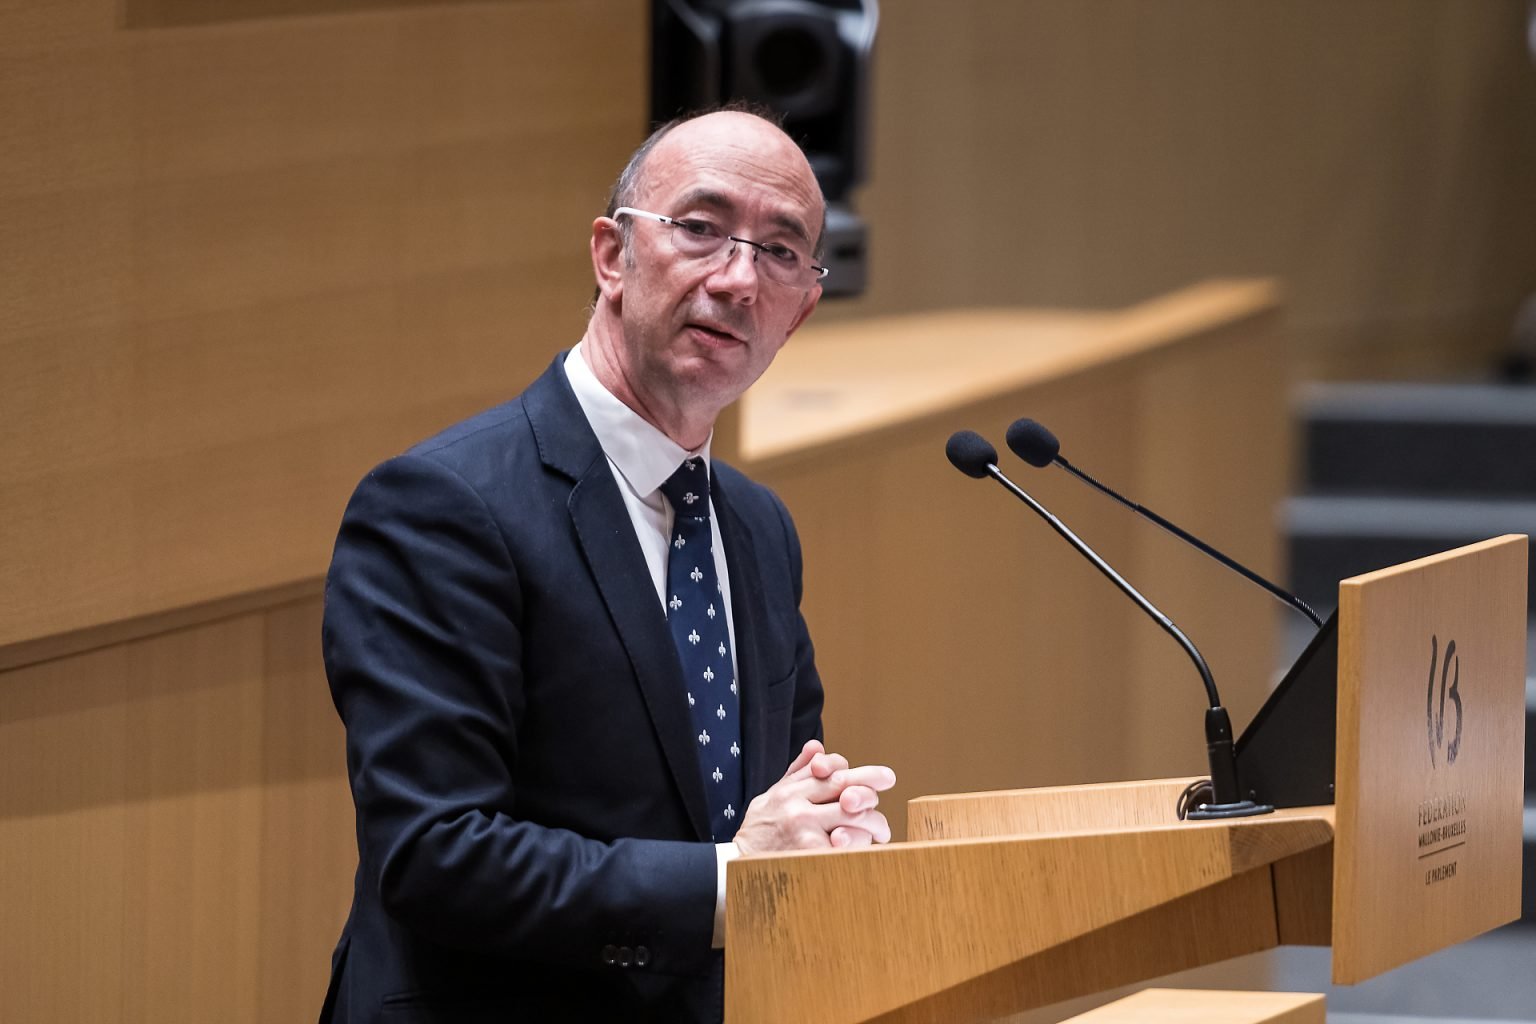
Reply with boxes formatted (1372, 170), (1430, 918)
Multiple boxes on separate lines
(820, 764), (896, 796)
(782, 739), (823, 778)
(807, 751), (850, 780)
(861, 812), (892, 844)
(781, 763), (896, 806)
(839, 784), (880, 814)
(816, 805), (892, 844)
(785, 748), (848, 783)
(741, 748), (899, 855)
(829, 826), (874, 848)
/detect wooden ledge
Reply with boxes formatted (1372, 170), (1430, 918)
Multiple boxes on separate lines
(736, 278), (1279, 470)
(0, 576), (322, 672)
(1061, 988), (1325, 1024)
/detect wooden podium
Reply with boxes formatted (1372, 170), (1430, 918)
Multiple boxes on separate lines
(724, 535), (1528, 1023)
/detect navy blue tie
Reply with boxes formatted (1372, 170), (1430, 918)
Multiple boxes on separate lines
(660, 458), (744, 841)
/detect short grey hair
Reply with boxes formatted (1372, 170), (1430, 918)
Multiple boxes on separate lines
(604, 117), (681, 249)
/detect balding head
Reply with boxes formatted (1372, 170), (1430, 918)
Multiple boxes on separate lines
(604, 108), (826, 260)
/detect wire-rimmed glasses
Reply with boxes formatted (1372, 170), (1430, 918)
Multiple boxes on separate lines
(613, 207), (828, 288)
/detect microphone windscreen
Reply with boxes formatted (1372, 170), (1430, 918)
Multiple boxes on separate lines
(1006, 418), (1060, 468)
(945, 430), (998, 478)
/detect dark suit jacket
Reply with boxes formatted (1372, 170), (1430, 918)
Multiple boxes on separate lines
(319, 356), (824, 1023)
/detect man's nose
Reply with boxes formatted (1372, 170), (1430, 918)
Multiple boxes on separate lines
(705, 240), (760, 300)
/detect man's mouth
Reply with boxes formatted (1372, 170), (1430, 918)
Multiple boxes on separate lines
(687, 322), (743, 343)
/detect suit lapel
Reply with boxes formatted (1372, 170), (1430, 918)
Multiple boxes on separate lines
(524, 358), (712, 841)
(712, 472), (777, 803)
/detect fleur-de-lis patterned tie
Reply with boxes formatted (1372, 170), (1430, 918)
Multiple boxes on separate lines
(660, 458), (743, 841)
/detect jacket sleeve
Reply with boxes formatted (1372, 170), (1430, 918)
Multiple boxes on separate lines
(322, 453), (717, 974)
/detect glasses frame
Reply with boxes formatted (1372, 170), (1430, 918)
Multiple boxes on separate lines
(612, 206), (829, 285)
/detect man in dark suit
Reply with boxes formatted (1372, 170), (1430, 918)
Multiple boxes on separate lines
(319, 108), (896, 1022)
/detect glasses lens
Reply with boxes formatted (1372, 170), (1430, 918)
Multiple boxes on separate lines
(668, 220), (728, 258)
(750, 243), (818, 287)
(666, 219), (820, 288)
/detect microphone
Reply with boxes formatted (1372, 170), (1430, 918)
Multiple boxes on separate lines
(945, 429), (1270, 819)
(1005, 418), (1323, 629)
(945, 429), (1001, 479)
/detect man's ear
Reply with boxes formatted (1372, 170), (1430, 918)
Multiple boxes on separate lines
(591, 217), (626, 303)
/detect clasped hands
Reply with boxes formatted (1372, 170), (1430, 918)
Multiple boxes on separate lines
(733, 739), (896, 855)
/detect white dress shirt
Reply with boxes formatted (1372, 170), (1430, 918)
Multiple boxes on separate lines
(564, 344), (742, 947)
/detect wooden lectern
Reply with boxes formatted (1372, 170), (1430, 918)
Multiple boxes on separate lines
(724, 535), (1528, 1023)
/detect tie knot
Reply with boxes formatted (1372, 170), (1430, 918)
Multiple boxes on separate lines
(660, 458), (710, 518)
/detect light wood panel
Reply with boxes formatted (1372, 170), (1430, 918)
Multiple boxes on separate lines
(1123, 310), (1290, 772)
(868, 873), (1284, 1024)
(725, 793), (1335, 1024)
(0, 4), (643, 1020)
(816, 0), (1536, 381)
(0, 0), (646, 654)
(125, 0), (525, 30)
(255, 600), (359, 1018)
(908, 777), (1197, 840)
(0, 596), (354, 1023)
(1271, 843), (1333, 947)
(1332, 535), (1528, 982)
(1059, 988), (1324, 1024)
(0, 578), (321, 673)
(749, 282), (1286, 839)
(741, 281), (1276, 465)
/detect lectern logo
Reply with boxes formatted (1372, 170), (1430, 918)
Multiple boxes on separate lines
(1425, 635), (1462, 768)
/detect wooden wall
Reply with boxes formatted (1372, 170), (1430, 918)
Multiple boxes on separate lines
(818, 0), (1536, 381)
(0, 1), (646, 1019)
(0, 595), (344, 1021)
(0, 0), (642, 653)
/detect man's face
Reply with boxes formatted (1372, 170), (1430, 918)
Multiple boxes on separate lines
(596, 113), (824, 427)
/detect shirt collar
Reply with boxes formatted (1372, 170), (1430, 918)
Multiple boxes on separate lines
(565, 343), (711, 499)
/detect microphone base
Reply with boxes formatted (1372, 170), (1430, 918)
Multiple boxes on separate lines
(1186, 799), (1275, 820)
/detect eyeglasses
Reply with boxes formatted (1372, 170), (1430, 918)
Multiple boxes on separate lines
(613, 207), (829, 288)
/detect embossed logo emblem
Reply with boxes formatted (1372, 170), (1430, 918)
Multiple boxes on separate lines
(1426, 635), (1462, 768)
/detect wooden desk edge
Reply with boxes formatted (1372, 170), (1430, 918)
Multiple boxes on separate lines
(737, 278), (1282, 470)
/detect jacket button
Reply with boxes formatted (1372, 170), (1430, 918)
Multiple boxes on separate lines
(601, 944), (618, 965)
(635, 946), (651, 967)
(618, 945), (633, 966)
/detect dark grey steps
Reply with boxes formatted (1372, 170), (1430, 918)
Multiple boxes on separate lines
(1302, 383), (1536, 498)
(1267, 920), (1536, 1017)
(1526, 679), (1534, 922)
(1284, 496), (1536, 611)
(1330, 1017), (1532, 1024)
(1525, 798), (1536, 923)
(1528, 676), (1536, 814)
